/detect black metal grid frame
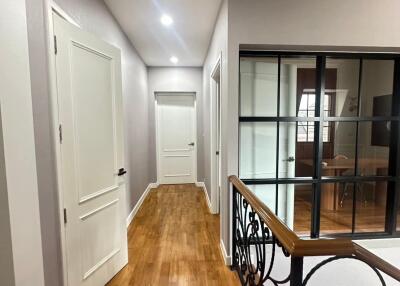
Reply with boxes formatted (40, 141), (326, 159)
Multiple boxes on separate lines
(238, 51), (400, 239)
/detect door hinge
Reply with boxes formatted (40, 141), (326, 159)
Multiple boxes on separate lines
(63, 208), (67, 224)
(59, 124), (63, 143)
(54, 35), (58, 55)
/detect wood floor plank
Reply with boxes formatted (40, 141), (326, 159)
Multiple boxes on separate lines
(107, 184), (240, 286)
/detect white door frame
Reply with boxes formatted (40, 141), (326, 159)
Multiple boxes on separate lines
(155, 92), (198, 185)
(45, 3), (80, 285)
(210, 53), (222, 214)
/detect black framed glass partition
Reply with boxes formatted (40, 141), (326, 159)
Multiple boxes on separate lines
(239, 51), (400, 238)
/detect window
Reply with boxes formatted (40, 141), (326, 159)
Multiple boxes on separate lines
(239, 53), (400, 239)
(297, 92), (332, 142)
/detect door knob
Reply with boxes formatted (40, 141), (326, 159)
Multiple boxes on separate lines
(188, 142), (195, 146)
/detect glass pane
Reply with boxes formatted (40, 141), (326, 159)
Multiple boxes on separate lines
(280, 122), (314, 177)
(324, 93), (331, 111)
(280, 122), (313, 177)
(320, 183), (354, 235)
(298, 110), (307, 117)
(240, 122), (276, 179)
(358, 122), (390, 176)
(240, 57), (278, 116)
(247, 183), (312, 236)
(247, 184), (276, 214)
(292, 184), (313, 236)
(297, 128), (307, 142)
(321, 122), (357, 176)
(307, 124), (314, 138)
(280, 57), (317, 116)
(325, 58), (360, 117)
(355, 182), (387, 233)
(360, 60), (394, 117)
(299, 96), (308, 110)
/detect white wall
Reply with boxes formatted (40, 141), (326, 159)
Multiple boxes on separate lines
(0, 0), (45, 284)
(202, 0), (229, 258)
(148, 67), (204, 182)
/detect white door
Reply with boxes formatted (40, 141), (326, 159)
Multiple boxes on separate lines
(156, 93), (197, 184)
(54, 14), (128, 286)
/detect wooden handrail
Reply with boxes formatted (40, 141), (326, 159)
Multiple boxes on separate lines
(229, 175), (400, 281)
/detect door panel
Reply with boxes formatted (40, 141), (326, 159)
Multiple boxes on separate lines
(70, 44), (117, 202)
(157, 94), (196, 184)
(54, 13), (127, 286)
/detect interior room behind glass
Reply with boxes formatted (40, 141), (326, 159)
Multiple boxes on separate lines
(239, 55), (397, 237)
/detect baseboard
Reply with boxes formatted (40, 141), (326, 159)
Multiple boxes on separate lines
(196, 181), (212, 213)
(220, 239), (232, 265)
(126, 183), (156, 228)
(149, 182), (159, 189)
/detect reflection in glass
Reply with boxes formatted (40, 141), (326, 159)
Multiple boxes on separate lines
(360, 60), (394, 117)
(248, 184), (313, 236)
(355, 182), (387, 233)
(247, 184), (276, 215)
(320, 183), (354, 235)
(239, 122), (276, 179)
(321, 122), (357, 176)
(291, 184), (313, 236)
(279, 122), (313, 177)
(240, 57), (278, 116)
(358, 122), (390, 176)
(294, 123), (315, 177)
(325, 58), (360, 117)
(280, 57), (317, 117)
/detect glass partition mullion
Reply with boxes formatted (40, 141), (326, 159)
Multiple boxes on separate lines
(311, 56), (326, 238)
(388, 59), (400, 233)
(275, 56), (281, 215)
(351, 59), (363, 234)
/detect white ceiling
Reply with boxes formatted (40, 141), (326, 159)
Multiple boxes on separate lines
(105, 0), (222, 67)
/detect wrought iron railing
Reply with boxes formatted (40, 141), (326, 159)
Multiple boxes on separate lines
(230, 176), (400, 286)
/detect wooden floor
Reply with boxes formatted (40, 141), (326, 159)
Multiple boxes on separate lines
(293, 188), (389, 235)
(107, 184), (240, 286)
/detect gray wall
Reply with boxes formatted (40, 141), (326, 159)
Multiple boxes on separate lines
(26, 0), (152, 285)
(1, 0), (45, 284)
(202, 0), (228, 250)
(148, 67), (204, 183)
(25, 1), (63, 284)
(0, 107), (15, 286)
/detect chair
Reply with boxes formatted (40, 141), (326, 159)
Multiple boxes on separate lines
(333, 155), (351, 207)
(335, 154), (368, 208)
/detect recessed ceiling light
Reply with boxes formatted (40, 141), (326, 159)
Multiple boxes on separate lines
(160, 14), (173, 26)
(170, 56), (178, 64)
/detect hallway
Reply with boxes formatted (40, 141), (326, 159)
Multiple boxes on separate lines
(107, 184), (240, 286)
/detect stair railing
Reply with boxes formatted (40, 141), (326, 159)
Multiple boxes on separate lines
(230, 175), (400, 286)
